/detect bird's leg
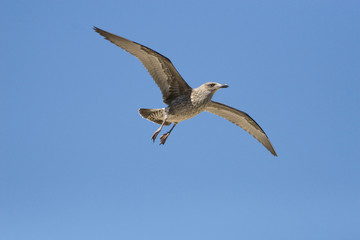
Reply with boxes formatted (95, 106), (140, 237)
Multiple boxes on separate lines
(160, 123), (177, 145)
(151, 117), (167, 142)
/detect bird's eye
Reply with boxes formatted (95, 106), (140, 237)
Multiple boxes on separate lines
(209, 83), (216, 87)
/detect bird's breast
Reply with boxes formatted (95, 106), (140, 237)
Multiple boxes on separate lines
(166, 96), (210, 123)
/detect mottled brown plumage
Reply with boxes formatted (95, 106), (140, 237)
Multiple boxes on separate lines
(94, 27), (277, 156)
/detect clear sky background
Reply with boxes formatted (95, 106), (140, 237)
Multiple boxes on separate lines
(1, 0), (359, 239)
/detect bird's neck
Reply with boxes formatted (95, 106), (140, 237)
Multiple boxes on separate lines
(191, 88), (214, 106)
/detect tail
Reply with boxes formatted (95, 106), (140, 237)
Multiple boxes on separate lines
(139, 108), (171, 126)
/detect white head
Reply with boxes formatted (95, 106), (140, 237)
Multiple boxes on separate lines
(193, 82), (229, 101)
(202, 82), (229, 91)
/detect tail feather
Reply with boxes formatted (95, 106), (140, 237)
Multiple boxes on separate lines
(139, 108), (171, 125)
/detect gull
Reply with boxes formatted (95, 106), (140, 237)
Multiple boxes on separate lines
(94, 27), (277, 156)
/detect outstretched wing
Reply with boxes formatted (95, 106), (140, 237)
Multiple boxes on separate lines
(94, 27), (192, 104)
(205, 101), (277, 156)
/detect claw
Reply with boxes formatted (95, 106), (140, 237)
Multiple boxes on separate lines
(151, 118), (167, 142)
(151, 130), (160, 142)
(159, 132), (170, 145)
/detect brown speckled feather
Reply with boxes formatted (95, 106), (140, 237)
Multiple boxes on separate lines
(205, 101), (277, 156)
(94, 27), (192, 104)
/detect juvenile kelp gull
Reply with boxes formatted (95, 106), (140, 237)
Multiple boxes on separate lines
(94, 27), (277, 156)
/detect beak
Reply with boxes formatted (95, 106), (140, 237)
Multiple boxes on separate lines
(220, 84), (229, 88)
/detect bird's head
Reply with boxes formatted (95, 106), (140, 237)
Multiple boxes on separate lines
(193, 82), (229, 102)
(202, 82), (229, 93)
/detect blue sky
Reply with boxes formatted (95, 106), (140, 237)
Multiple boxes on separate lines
(1, 0), (359, 239)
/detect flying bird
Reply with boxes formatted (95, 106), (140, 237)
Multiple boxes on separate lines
(94, 27), (277, 156)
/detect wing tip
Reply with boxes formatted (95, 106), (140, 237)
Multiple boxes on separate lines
(271, 150), (278, 157)
(93, 26), (100, 32)
(93, 26), (106, 36)
(263, 138), (277, 157)
(266, 142), (278, 157)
